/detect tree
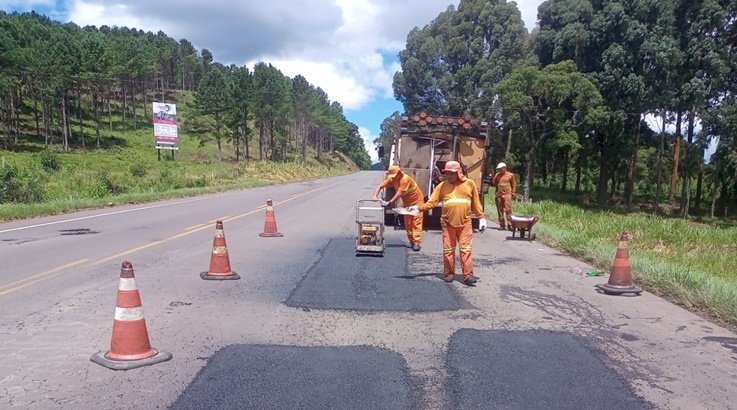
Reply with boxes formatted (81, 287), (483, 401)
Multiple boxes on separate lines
(79, 30), (112, 148)
(393, 0), (528, 118)
(672, 0), (729, 216)
(375, 112), (402, 169)
(496, 61), (604, 200)
(251, 62), (290, 161)
(229, 65), (252, 161)
(194, 68), (233, 161)
(291, 75), (314, 161)
(178, 39), (200, 90)
(702, 0), (737, 216)
(537, 0), (651, 204)
(0, 15), (22, 148)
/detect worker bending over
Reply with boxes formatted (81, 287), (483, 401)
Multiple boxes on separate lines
(373, 165), (424, 251)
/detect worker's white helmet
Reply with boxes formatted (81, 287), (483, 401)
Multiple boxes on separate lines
(496, 162), (507, 169)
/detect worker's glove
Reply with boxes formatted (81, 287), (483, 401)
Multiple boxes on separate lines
(379, 200), (389, 207)
(478, 218), (487, 232)
(406, 205), (420, 215)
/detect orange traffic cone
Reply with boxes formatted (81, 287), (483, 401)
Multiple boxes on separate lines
(596, 232), (642, 296)
(200, 220), (240, 280)
(91, 261), (172, 370)
(259, 199), (283, 237)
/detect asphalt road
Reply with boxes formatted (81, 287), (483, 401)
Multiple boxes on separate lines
(1, 171), (736, 409)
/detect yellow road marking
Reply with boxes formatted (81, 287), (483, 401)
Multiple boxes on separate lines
(0, 259), (90, 296)
(94, 240), (168, 266)
(0, 183), (337, 297)
(184, 223), (206, 231)
(222, 207), (265, 223)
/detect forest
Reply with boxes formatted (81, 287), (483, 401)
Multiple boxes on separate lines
(379, 0), (736, 218)
(0, 11), (372, 180)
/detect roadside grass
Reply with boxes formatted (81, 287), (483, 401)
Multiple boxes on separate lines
(492, 198), (737, 327)
(0, 152), (353, 220)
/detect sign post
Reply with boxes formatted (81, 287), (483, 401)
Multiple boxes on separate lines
(153, 102), (179, 160)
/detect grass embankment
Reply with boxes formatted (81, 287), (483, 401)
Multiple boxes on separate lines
(0, 123), (357, 221)
(497, 199), (737, 327)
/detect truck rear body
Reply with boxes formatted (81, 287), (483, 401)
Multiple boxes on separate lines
(382, 113), (489, 228)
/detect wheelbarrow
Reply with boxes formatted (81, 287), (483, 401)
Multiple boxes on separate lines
(509, 215), (539, 240)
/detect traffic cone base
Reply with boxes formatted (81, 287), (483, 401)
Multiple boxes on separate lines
(260, 199), (283, 237)
(91, 348), (173, 371)
(201, 220), (240, 280)
(259, 232), (283, 237)
(596, 283), (642, 296)
(91, 261), (172, 370)
(200, 271), (241, 280)
(597, 232), (642, 296)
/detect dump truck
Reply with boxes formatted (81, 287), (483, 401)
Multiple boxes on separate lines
(379, 112), (490, 229)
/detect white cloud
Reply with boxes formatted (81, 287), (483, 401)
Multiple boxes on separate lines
(358, 127), (379, 163)
(251, 59), (373, 110)
(63, 0), (463, 112)
(59, 0), (544, 135)
(69, 1), (161, 32)
(515, 0), (543, 31)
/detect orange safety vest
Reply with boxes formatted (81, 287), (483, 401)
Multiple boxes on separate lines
(492, 172), (516, 198)
(380, 174), (424, 206)
(419, 179), (484, 227)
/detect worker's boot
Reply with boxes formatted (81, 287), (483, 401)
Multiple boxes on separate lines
(443, 275), (454, 283)
(412, 243), (421, 252)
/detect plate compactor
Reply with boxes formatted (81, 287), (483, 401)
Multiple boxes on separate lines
(356, 199), (385, 256)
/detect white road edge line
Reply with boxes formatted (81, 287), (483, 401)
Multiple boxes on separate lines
(0, 196), (215, 234)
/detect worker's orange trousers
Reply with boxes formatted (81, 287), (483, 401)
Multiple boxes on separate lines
(403, 213), (424, 244)
(442, 224), (473, 280)
(496, 195), (513, 227)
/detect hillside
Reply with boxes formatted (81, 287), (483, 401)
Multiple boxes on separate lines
(0, 90), (360, 221)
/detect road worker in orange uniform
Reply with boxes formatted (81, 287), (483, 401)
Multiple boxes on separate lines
(373, 165), (425, 251)
(407, 161), (487, 286)
(490, 162), (517, 230)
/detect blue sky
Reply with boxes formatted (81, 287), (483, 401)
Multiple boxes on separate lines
(2, 0), (65, 16)
(1, 0), (544, 162)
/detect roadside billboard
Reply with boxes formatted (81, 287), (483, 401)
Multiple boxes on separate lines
(153, 102), (178, 148)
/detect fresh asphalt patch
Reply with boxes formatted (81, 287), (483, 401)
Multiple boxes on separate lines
(447, 329), (651, 410)
(170, 344), (420, 410)
(286, 238), (463, 311)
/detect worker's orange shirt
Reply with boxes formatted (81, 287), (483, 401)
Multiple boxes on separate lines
(492, 172), (516, 198)
(380, 174), (424, 206)
(419, 179), (484, 227)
